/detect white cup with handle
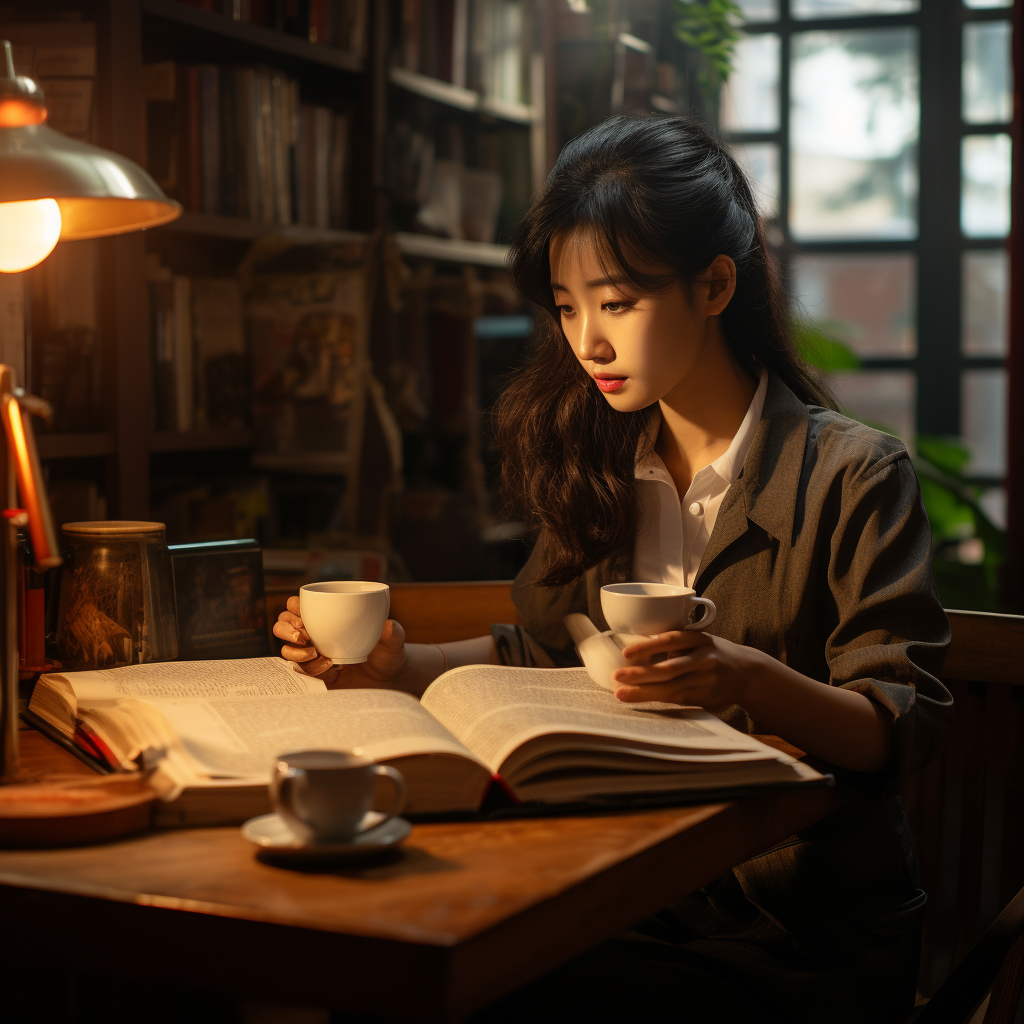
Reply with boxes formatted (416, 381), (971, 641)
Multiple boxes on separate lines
(600, 582), (716, 636)
(299, 581), (390, 665)
(270, 749), (406, 844)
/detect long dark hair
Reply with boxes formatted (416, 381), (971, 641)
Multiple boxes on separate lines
(495, 114), (836, 587)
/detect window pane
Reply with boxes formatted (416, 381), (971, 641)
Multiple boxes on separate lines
(791, 29), (919, 240)
(962, 369), (1007, 475)
(720, 34), (780, 132)
(792, 254), (916, 357)
(832, 371), (915, 441)
(979, 488), (1006, 530)
(961, 134), (1011, 237)
(736, 0), (779, 18)
(730, 142), (780, 219)
(963, 21), (1012, 125)
(793, 0), (917, 15)
(962, 250), (1008, 356)
(964, 0), (1012, 9)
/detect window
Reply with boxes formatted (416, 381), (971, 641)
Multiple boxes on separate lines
(724, 0), (1010, 526)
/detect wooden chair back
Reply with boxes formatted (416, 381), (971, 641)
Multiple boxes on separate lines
(902, 609), (1024, 1016)
(388, 580), (519, 644)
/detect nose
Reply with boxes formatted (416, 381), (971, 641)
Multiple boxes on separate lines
(575, 313), (615, 365)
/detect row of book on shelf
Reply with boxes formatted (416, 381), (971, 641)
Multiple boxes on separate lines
(394, 0), (533, 108)
(177, 0), (367, 52)
(144, 61), (350, 229)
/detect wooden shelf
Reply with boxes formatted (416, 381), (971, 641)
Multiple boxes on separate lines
(36, 434), (116, 460)
(157, 212), (369, 245)
(150, 429), (253, 453)
(395, 233), (510, 268)
(141, 0), (363, 74)
(389, 67), (536, 125)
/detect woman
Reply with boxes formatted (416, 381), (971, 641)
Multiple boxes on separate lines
(275, 115), (952, 1023)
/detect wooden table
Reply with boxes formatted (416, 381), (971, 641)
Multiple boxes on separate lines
(0, 731), (842, 1023)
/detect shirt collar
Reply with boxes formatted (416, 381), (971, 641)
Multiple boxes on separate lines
(635, 367), (769, 484)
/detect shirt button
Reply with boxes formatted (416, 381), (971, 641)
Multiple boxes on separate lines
(688, 501), (704, 517)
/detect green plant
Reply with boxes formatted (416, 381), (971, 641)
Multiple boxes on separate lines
(794, 318), (1008, 611)
(674, 0), (743, 100)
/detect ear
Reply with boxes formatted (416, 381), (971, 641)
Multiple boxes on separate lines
(700, 255), (737, 316)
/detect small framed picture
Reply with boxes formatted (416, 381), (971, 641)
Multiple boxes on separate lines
(169, 539), (271, 661)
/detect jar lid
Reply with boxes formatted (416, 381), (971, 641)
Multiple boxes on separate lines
(62, 520), (166, 536)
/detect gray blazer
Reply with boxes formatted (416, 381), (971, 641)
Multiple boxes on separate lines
(502, 370), (954, 1022)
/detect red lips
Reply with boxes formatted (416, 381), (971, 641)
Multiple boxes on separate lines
(595, 375), (626, 393)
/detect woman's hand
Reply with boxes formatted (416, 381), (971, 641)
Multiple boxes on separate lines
(613, 630), (769, 711)
(273, 596), (407, 689)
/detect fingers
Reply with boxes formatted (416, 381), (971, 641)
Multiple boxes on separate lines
(615, 671), (715, 706)
(614, 647), (716, 686)
(621, 630), (710, 661)
(273, 612), (310, 647)
(280, 641), (320, 665)
(287, 596), (300, 615)
(379, 619), (406, 649)
(288, 652), (336, 677)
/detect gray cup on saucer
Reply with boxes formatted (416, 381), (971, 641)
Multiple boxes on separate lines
(270, 750), (406, 845)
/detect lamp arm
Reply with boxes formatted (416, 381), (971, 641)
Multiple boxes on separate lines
(0, 369), (60, 570)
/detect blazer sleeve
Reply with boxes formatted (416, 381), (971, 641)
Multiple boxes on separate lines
(826, 449), (953, 782)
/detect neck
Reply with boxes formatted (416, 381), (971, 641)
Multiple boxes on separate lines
(654, 323), (758, 494)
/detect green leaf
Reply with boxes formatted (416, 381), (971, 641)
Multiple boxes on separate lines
(792, 319), (861, 373)
(915, 434), (970, 477)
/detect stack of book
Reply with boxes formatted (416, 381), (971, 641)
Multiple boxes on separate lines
(176, 0), (367, 52)
(144, 60), (349, 228)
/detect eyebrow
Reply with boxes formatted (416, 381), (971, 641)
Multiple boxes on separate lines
(550, 277), (627, 292)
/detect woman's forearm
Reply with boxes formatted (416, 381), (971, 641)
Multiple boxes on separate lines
(742, 657), (894, 773)
(392, 636), (499, 697)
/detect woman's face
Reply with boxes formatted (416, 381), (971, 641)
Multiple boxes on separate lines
(549, 232), (735, 413)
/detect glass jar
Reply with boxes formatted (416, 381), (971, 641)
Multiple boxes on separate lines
(56, 521), (178, 670)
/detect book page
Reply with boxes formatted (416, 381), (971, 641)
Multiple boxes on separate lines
(52, 657), (325, 703)
(155, 689), (482, 778)
(421, 666), (780, 773)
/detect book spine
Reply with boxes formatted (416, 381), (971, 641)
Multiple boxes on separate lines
(173, 276), (194, 433)
(219, 66), (238, 217)
(451, 0), (468, 87)
(199, 65), (220, 215)
(189, 66), (202, 211)
(328, 111), (348, 229)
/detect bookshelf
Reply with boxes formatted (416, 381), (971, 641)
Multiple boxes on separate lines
(12, 0), (550, 576)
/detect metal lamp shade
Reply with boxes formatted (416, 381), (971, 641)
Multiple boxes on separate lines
(0, 123), (181, 239)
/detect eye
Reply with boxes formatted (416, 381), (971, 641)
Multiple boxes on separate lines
(603, 300), (635, 314)
(558, 304), (575, 316)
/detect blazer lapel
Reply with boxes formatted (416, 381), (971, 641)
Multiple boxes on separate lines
(693, 370), (810, 592)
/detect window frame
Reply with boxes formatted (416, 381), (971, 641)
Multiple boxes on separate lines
(724, 0), (1010, 489)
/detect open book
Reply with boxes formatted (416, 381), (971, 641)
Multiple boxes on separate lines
(27, 658), (826, 825)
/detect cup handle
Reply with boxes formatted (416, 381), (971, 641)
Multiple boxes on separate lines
(372, 764), (406, 824)
(685, 597), (716, 631)
(273, 766), (302, 813)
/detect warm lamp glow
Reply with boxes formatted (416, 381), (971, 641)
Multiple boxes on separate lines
(0, 197), (61, 272)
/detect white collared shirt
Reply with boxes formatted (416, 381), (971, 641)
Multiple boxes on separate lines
(633, 368), (768, 588)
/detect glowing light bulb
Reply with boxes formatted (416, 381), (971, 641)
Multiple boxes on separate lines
(0, 198), (62, 272)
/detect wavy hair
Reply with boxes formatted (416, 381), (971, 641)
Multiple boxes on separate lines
(495, 115), (836, 586)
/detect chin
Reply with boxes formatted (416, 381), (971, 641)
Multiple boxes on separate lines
(601, 389), (655, 413)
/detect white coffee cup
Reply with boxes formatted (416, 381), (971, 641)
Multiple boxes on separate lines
(299, 581), (390, 665)
(600, 582), (716, 635)
(270, 749), (405, 844)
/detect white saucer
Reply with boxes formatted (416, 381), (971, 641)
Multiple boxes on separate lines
(242, 810), (411, 864)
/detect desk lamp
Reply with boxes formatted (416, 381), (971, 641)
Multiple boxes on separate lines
(0, 40), (182, 780)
